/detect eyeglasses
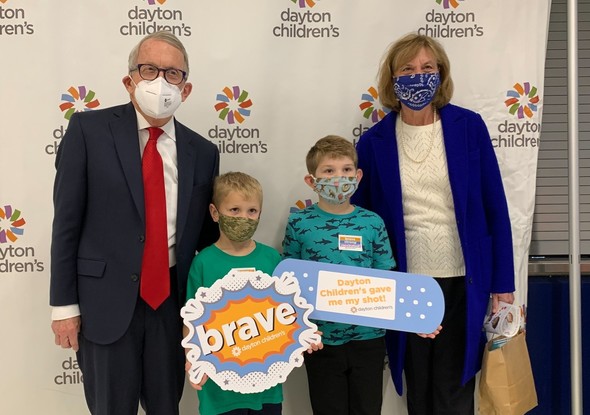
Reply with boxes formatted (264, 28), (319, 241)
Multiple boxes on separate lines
(133, 63), (187, 85)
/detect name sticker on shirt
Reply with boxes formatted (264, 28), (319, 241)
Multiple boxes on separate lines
(338, 234), (363, 251)
(274, 259), (444, 334)
(181, 269), (319, 394)
(229, 267), (256, 273)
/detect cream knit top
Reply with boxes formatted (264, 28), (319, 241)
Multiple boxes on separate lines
(396, 115), (465, 277)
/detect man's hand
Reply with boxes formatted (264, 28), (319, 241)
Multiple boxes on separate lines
(51, 316), (81, 352)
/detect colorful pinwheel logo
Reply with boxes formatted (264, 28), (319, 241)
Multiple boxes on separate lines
(59, 86), (101, 120)
(146, 0), (166, 5)
(291, 0), (318, 8)
(0, 205), (26, 244)
(505, 82), (540, 119)
(359, 87), (390, 123)
(290, 199), (313, 213)
(214, 86), (253, 125)
(436, 0), (464, 9)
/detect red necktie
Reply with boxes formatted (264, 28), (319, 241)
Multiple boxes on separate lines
(140, 127), (170, 310)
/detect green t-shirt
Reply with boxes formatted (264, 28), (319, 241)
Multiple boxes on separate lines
(186, 242), (283, 415)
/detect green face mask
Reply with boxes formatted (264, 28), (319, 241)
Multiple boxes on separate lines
(217, 214), (259, 242)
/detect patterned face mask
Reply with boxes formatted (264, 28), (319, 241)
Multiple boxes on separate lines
(217, 214), (259, 242)
(393, 72), (441, 111)
(311, 176), (358, 205)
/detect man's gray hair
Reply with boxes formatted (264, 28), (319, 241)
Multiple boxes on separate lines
(128, 30), (189, 76)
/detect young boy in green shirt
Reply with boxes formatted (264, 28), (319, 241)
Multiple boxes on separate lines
(185, 172), (282, 415)
(282, 135), (396, 415)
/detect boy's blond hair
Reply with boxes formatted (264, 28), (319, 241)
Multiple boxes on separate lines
(305, 135), (358, 175)
(212, 172), (263, 207)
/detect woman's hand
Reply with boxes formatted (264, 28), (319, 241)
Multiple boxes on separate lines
(417, 325), (442, 339)
(491, 292), (515, 314)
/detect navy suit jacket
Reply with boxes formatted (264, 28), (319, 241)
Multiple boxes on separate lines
(50, 102), (219, 344)
(352, 103), (515, 394)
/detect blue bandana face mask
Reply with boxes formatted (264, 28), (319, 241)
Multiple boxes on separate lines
(311, 176), (358, 205)
(393, 72), (441, 111)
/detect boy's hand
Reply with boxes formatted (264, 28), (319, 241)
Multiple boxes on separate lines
(185, 360), (208, 390)
(416, 325), (442, 339)
(306, 331), (324, 354)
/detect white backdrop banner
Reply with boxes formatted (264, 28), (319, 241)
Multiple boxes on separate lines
(0, 1), (549, 413)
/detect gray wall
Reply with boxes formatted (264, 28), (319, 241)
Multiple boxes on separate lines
(530, 0), (590, 256)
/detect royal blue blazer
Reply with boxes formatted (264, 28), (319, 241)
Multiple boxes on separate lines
(352, 103), (515, 394)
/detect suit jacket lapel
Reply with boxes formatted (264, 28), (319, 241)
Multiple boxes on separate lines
(112, 103), (145, 223)
(174, 122), (196, 246)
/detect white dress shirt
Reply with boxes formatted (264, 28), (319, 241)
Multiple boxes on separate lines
(52, 111), (179, 320)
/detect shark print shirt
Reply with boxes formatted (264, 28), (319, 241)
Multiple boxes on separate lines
(282, 203), (396, 345)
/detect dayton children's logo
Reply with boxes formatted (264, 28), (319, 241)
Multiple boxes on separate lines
(493, 81), (542, 148)
(0, 2), (35, 35)
(359, 87), (390, 123)
(120, 0), (191, 37)
(352, 87), (390, 144)
(209, 85), (267, 154)
(54, 357), (83, 386)
(435, 0), (465, 9)
(59, 86), (100, 120)
(48, 87), (97, 154)
(181, 269), (319, 393)
(290, 199), (313, 213)
(505, 82), (540, 119)
(215, 86), (253, 125)
(0, 205), (25, 244)
(421, 0), (483, 38)
(0, 205), (44, 273)
(291, 0), (319, 8)
(274, 0), (339, 38)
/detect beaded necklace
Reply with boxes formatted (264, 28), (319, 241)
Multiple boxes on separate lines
(399, 107), (437, 164)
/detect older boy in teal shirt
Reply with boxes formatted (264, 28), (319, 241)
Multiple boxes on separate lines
(282, 135), (396, 415)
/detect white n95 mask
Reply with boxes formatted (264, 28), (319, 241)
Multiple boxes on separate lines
(133, 77), (182, 119)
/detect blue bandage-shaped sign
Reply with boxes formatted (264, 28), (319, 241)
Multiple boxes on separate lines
(273, 259), (444, 334)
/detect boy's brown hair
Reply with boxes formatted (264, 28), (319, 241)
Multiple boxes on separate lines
(305, 135), (358, 174)
(212, 171), (263, 207)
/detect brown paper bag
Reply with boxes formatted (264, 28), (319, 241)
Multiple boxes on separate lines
(478, 330), (538, 415)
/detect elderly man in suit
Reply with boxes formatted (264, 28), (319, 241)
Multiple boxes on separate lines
(50, 30), (219, 415)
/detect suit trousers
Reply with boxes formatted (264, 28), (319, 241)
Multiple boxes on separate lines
(77, 267), (185, 415)
(404, 276), (475, 415)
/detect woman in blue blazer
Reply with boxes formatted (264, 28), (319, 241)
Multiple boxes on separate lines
(352, 34), (515, 415)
